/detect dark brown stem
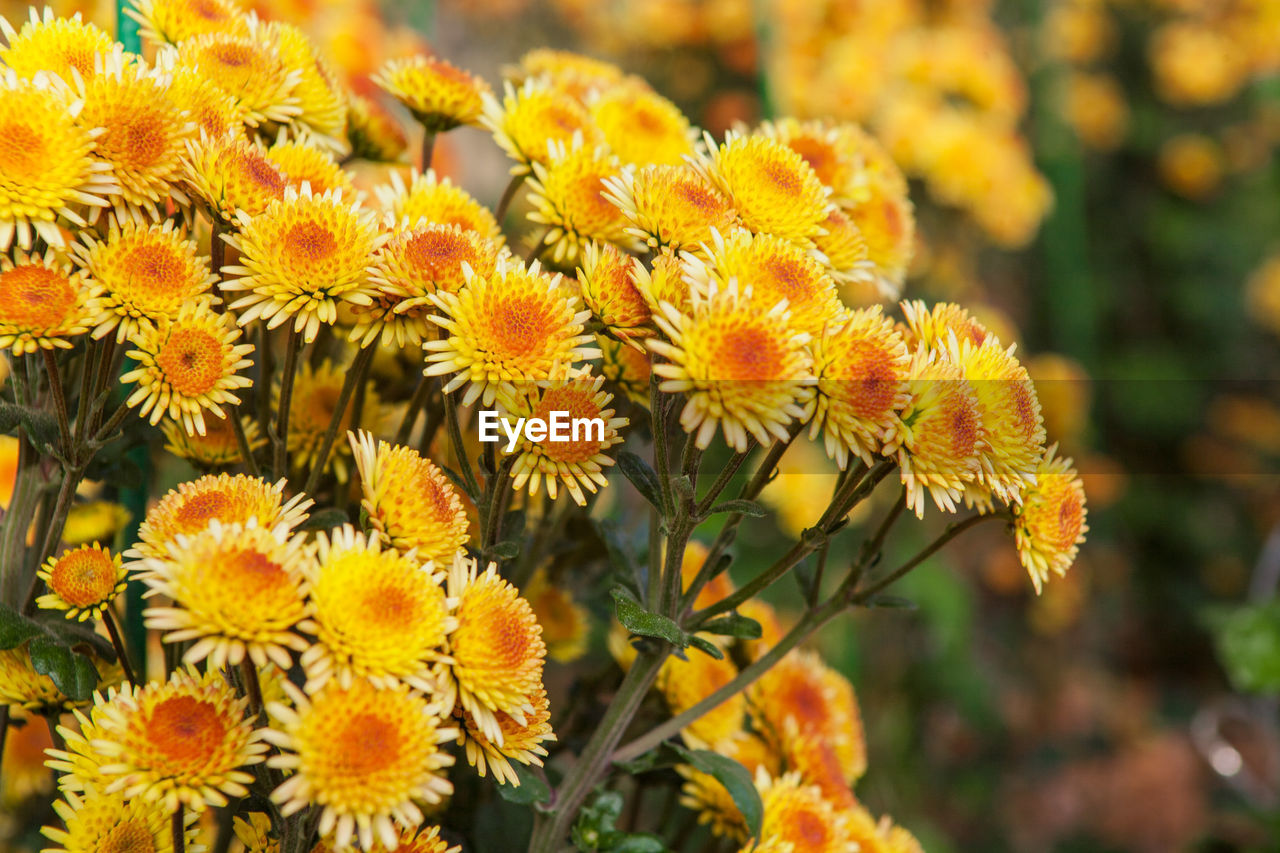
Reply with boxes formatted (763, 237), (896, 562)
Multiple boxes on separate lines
(494, 173), (525, 224)
(394, 375), (433, 446)
(421, 129), (436, 172)
(228, 410), (261, 477)
(173, 807), (185, 853)
(41, 349), (72, 455)
(442, 390), (479, 499)
(272, 329), (302, 480)
(302, 343), (374, 496)
(240, 658), (264, 717)
(102, 608), (138, 687)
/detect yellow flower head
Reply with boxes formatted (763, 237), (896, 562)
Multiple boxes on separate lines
(0, 645), (67, 710)
(1015, 444), (1088, 593)
(264, 677), (456, 851)
(658, 651), (744, 750)
(814, 206), (873, 285)
(376, 168), (502, 243)
(900, 299), (994, 354)
(349, 430), (470, 566)
(527, 139), (636, 265)
(631, 248), (699, 315)
(126, 0), (248, 46)
(37, 543), (126, 622)
(0, 68), (116, 251)
(754, 771), (855, 853)
(267, 134), (356, 197)
(577, 241), (654, 346)
(424, 257), (598, 407)
(524, 568), (589, 663)
(45, 688), (124, 792)
(589, 80), (695, 166)
(284, 359), (380, 482)
(0, 8), (111, 82)
(222, 185), (383, 343)
(602, 164), (740, 252)
(182, 130), (288, 222)
(80, 48), (194, 224)
(501, 370), (629, 506)
(138, 519), (314, 670)
(648, 282), (815, 451)
(807, 306), (910, 469)
(760, 118), (859, 202)
(120, 301), (254, 436)
(844, 175), (915, 300)
(262, 21), (347, 147)
(231, 812), (278, 853)
(177, 30), (301, 128)
(446, 554), (547, 744)
(299, 524), (454, 693)
(92, 667), (268, 811)
(697, 131), (831, 243)
(482, 78), (604, 176)
(885, 347), (986, 517)
(1150, 21), (1247, 107)
(42, 788), (201, 853)
(312, 824), (459, 853)
(346, 93), (409, 164)
(779, 720), (858, 809)
(162, 411), (265, 468)
(0, 248), (96, 355)
(75, 218), (216, 344)
(596, 332), (651, 406)
(374, 55), (491, 132)
(514, 48), (625, 101)
(130, 473), (311, 562)
(461, 684), (556, 787)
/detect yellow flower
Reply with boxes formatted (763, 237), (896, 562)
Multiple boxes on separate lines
(697, 131), (831, 243)
(445, 554), (547, 744)
(678, 734), (778, 842)
(602, 163), (740, 252)
(347, 93), (409, 163)
(42, 788), (200, 853)
(222, 185), (383, 344)
(349, 430), (470, 567)
(36, 543), (126, 622)
(1157, 133), (1224, 201)
(182, 130), (288, 223)
(899, 299), (993, 353)
(648, 282), (815, 451)
(1060, 71), (1129, 151)
(1150, 21), (1248, 106)
(0, 645), (67, 710)
(311, 824), (459, 853)
(177, 31), (301, 129)
(0, 8), (112, 82)
(129, 473), (311, 562)
(137, 519), (314, 670)
(807, 306), (910, 469)
(501, 370), (628, 505)
(630, 248), (699, 315)
(262, 21), (347, 148)
(658, 651), (744, 750)
(374, 55), (491, 132)
(299, 524), (454, 693)
(75, 218), (217, 344)
(79, 48), (194, 224)
(120, 301), (255, 436)
(577, 241), (654, 347)
(232, 812), (278, 853)
(481, 78), (604, 176)
(513, 48), (625, 101)
(1015, 444), (1088, 593)
(843, 173), (915, 300)
(264, 677), (456, 851)
(63, 501), (131, 547)
(266, 134), (356, 197)
(45, 687), (124, 792)
(0, 68), (116, 251)
(424, 257), (597, 407)
(460, 685), (555, 787)
(760, 118), (860, 202)
(753, 771), (856, 853)
(284, 359), (380, 482)
(1247, 252), (1280, 338)
(0, 249), (96, 355)
(162, 411), (266, 468)
(92, 667), (268, 811)
(126, 0), (248, 46)
(596, 332), (651, 406)
(527, 139), (636, 265)
(589, 80), (695, 166)
(376, 168), (502, 243)
(524, 567), (589, 663)
(779, 720), (858, 809)
(165, 58), (249, 140)
(813, 207), (873, 286)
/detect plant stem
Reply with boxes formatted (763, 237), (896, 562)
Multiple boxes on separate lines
(1, 432), (40, 606)
(442, 390), (479, 500)
(693, 441), (753, 515)
(421, 129), (436, 172)
(240, 658), (265, 718)
(228, 410), (261, 477)
(102, 608), (137, 687)
(394, 375), (433, 445)
(524, 227), (551, 264)
(272, 329), (302, 480)
(852, 512), (1006, 603)
(41, 349), (72, 456)
(302, 343), (375, 496)
(494, 174), (525, 224)
(25, 465), (82, 613)
(481, 456), (515, 552)
(173, 808), (185, 853)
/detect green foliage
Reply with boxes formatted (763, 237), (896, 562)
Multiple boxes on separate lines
(570, 790), (668, 853)
(1208, 602), (1280, 693)
(0, 601), (114, 702)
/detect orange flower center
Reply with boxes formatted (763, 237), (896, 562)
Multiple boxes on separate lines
(145, 695), (228, 766)
(156, 326), (225, 396)
(471, 595), (533, 670)
(121, 243), (185, 296)
(760, 157), (801, 198)
(101, 111), (167, 170)
(100, 820), (157, 853)
(192, 0), (234, 24)
(173, 489), (235, 528)
(674, 180), (726, 219)
(0, 265), (75, 329)
(0, 122), (45, 179)
(49, 549), (116, 607)
(789, 807), (831, 847)
(216, 548), (293, 600)
(233, 150), (288, 197)
(333, 712), (400, 776)
(284, 221), (337, 265)
(946, 399), (979, 457)
(404, 229), (474, 277)
(488, 296), (558, 357)
(359, 583), (421, 632)
(712, 324), (786, 381)
(787, 136), (841, 187)
(532, 387), (604, 464)
(835, 341), (898, 417)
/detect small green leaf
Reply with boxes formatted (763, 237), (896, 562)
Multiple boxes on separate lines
(572, 790), (626, 851)
(27, 636), (99, 702)
(671, 744), (762, 839)
(687, 635), (724, 660)
(594, 519), (642, 595)
(616, 451), (663, 510)
(706, 499), (767, 518)
(1210, 602), (1280, 693)
(671, 475), (693, 501)
(17, 408), (60, 450)
(488, 540), (520, 561)
(599, 831), (668, 852)
(496, 761), (551, 804)
(36, 615), (115, 661)
(865, 594), (917, 610)
(699, 612), (762, 639)
(611, 586), (687, 649)
(0, 602), (43, 649)
(298, 508), (351, 533)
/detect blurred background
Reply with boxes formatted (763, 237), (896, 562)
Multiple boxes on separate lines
(4, 0), (1280, 850)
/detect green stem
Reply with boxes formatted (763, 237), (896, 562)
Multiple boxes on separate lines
(442, 390), (479, 500)
(1, 432), (40, 606)
(852, 512), (1006, 603)
(481, 456), (516, 552)
(302, 343), (375, 496)
(421, 129), (436, 173)
(272, 330), (302, 481)
(394, 375), (433, 446)
(102, 608), (138, 687)
(494, 174), (526, 224)
(41, 349), (72, 456)
(228, 410), (261, 477)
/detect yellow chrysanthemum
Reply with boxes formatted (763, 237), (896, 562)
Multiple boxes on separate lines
(747, 650), (866, 785)
(0, 68), (116, 251)
(45, 687), (125, 792)
(36, 543), (125, 622)
(602, 164), (740, 252)
(527, 139), (635, 264)
(120, 301), (254, 436)
(596, 332), (651, 406)
(524, 567), (589, 663)
(267, 135), (356, 197)
(760, 118), (859, 202)
(79, 48), (193, 224)
(649, 283), (815, 451)
(231, 812), (278, 853)
(222, 185), (383, 343)
(299, 524), (453, 693)
(346, 93), (409, 163)
(590, 80), (695, 166)
(264, 677), (456, 851)
(75, 218), (217, 344)
(513, 48), (625, 101)
(0, 645), (66, 710)
(283, 359), (380, 482)
(349, 430), (470, 566)
(177, 31), (301, 128)
(42, 788), (200, 853)
(461, 684), (555, 787)
(0, 8), (112, 82)
(263, 21), (347, 147)
(779, 720), (857, 809)
(182, 130), (288, 222)
(658, 651), (744, 750)
(164, 58), (248, 140)
(899, 300), (993, 354)
(577, 241), (653, 346)
(685, 228), (842, 336)
(126, 0), (248, 46)
(0, 249), (96, 355)
(844, 175), (915, 300)
(754, 771), (856, 853)
(630, 248), (700, 316)
(445, 554), (547, 743)
(162, 411), (265, 468)
(1015, 444), (1088, 593)
(481, 78), (604, 176)
(807, 306), (910, 469)
(697, 131), (831, 243)
(884, 348), (986, 517)
(138, 519), (313, 670)
(374, 55), (491, 132)
(678, 734), (779, 842)
(814, 207), (873, 285)
(129, 473), (311, 562)
(501, 371), (628, 505)
(359, 221), (501, 348)
(424, 257), (598, 407)
(92, 667), (267, 811)
(375, 168), (502, 242)
(311, 824), (459, 853)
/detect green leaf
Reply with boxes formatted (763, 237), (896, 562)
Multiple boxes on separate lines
(1210, 602), (1280, 693)
(572, 790), (626, 852)
(705, 499), (767, 518)
(0, 402), (22, 434)
(594, 519), (643, 596)
(611, 586), (687, 649)
(865, 594), (917, 610)
(0, 602), (44, 649)
(671, 744), (762, 839)
(699, 612), (762, 639)
(487, 540), (521, 561)
(599, 831), (668, 852)
(616, 451), (663, 510)
(17, 407), (60, 451)
(687, 635), (724, 659)
(27, 636), (99, 702)
(496, 761), (551, 805)
(36, 615), (115, 661)
(298, 508), (350, 533)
